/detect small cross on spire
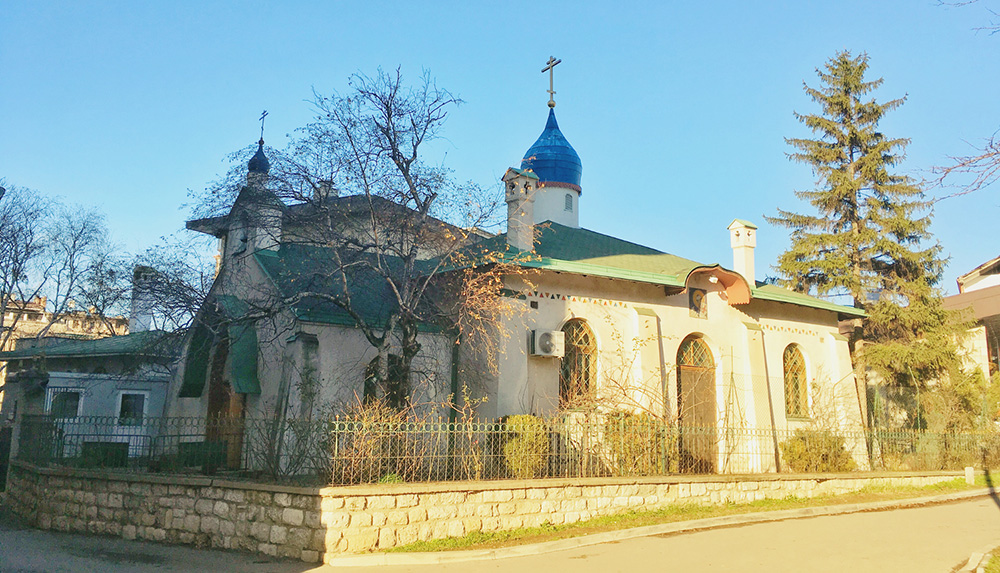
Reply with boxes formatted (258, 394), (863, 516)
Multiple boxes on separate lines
(541, 56), (562, 108)
(258, 110), (268, 143)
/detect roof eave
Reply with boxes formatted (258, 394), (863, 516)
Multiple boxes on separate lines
(186, 215), (229, 236)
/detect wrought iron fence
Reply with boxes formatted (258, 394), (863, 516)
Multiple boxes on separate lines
(15, 414), (1000, 485)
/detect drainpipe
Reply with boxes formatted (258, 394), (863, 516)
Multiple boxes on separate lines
(449, 334), (460, 426)
(759, 331), (782, 472)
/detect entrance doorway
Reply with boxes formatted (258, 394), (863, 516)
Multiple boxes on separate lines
(677, 336), (716, 472)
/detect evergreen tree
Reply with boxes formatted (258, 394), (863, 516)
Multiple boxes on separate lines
(768, 51), (968, 393)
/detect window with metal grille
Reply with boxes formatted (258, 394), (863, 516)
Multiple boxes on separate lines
(678, 337), (714, 368)
(783, 344), (808, 418)
(117, 393), (146, 426)
(676, 337), (716, 423)
(49, 390), (81, 418)
(564, 193), (573, 212)
(560, 319), (597, 407)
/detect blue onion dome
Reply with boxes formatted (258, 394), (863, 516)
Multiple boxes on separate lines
(520, 108), (582, 191)
(248, 138), (270, 174)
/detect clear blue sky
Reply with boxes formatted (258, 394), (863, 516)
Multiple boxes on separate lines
(2, 1), (997, 295)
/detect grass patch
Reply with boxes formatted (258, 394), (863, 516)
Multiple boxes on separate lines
(387, 477), (986, 553)
(983, 547), (1000, 573)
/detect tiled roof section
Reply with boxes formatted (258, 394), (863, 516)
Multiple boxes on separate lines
(0, 330), (177, 360)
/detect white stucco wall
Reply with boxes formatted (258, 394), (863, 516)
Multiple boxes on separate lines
(532, 184), (580, 228)
(963, 273), (1000, 293)
(486, 270), (862, 442)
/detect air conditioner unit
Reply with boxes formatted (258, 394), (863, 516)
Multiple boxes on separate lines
(531, 330), (565, 358)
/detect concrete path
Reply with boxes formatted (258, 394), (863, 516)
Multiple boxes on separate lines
(2, 494), (999, 572)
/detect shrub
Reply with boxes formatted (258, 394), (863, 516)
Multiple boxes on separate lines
(780, 428), (856, 472)
(604, 411), (668, 476)
(502, 415), (549, 479)
(330, 401), (428, 484)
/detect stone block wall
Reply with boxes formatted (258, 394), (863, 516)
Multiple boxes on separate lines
(6, 462), (959, 564)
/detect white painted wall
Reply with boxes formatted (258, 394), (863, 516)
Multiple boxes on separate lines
(964, 273), (1000, 293)
(484, 270), (863, 448)
(532, 184), (580, 228)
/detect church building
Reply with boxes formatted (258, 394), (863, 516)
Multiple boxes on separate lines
(166, 72), (867, 474)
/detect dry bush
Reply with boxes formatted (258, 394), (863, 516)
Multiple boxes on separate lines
(329, 400), (431, 484)
(780, 428), (856, 473)
(604, 411), (670, 476)
(501, 414), (549, 479)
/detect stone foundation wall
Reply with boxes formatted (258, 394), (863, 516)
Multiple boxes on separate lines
(6, 462), (960, 564)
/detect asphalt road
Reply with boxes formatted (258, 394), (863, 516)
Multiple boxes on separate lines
(2, 497), (999, 572)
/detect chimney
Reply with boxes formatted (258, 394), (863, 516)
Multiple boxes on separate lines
(503, 168), (538, 252)
(130, 265), (156, 332)
(315, 179), (338, 202)
(728, 219), (757, 287)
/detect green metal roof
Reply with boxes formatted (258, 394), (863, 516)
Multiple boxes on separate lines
(255, 245), (393, 327)
(0, 331), (176, 361)
(729, 218), (758, 229)
(254, 245), (444, 331)
(252, 222), (863, 323)
(751, 284), (865, 317)
(505, 167), (539, 180)
(468, 222), (865, 319)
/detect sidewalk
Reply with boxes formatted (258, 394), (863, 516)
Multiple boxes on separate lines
(1, 487), (994, 572)
(322, 487), (996, 567)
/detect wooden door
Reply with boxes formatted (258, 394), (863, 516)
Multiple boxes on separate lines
(677, 337), (716, 473)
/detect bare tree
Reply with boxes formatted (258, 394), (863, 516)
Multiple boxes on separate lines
(184, 69), (537, 414)
(932, 132), (1000, 199)
(35, 204), (107, 338)
(232, 71), (512, 410)
(131, 234), (217, 333)
(0, 182), (51, 352)
(74, 233), (216, 337)
(932, 1), (1000, 196)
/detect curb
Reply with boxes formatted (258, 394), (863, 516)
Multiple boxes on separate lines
(958, 541), (998, 573)
(321, 488), (993, 567)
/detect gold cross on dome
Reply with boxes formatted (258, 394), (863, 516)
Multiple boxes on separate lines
(542, 56), (562, 108)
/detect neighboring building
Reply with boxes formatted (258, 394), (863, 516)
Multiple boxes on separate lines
(1, 296), (129, 347)
(0, 296), (129, 411)
(0, 330), (178, 475)
(166, 96), (867, 474)
(0, 331), (175, 424)
(943, 257), (1000, 376)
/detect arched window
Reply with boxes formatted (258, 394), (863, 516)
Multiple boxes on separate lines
(678, 337), (714, 370)
(676, 336), (716, 473)
(783, 345), (808, 418)
(560, 319), (597, 407)
(564, 193), (573, 212)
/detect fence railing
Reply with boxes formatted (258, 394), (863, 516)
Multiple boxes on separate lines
(15, 414), (1000, 485)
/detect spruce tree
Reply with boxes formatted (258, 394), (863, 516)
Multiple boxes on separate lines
(768, 51), (967, 395)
